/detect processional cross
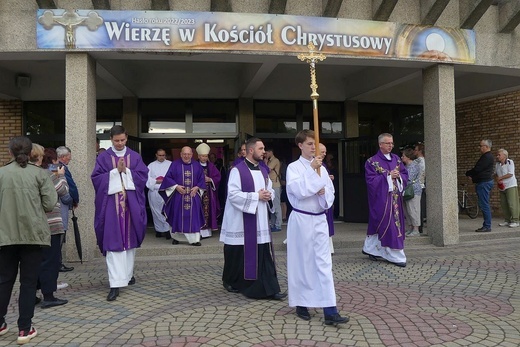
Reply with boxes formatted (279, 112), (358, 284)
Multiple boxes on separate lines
(297, 43), (326, 172)
(38, 9), (103, 49)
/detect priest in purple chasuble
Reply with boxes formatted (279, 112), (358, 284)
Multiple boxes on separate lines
(160, 146), (206, 246)
(196, 143), (221, 238)
(362, 133), (409, 267)
(219, 138), (285, 300)
(91, 125), (149, 302)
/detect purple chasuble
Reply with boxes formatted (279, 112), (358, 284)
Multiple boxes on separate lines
(91, 148), (149, 255)
(365, 150), (409, 249)
(160, 158), (205, 233)
(235, 160), (269, 280)
(200, 161), (221, 230)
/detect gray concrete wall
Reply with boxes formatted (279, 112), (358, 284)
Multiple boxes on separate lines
(0, 0), (38, 50)
(286, 0), (322, 17)
(169, 0), (210, 12)
(389, 0), (421, 24)
(230, 0), (269, 14)
(338, 0), (371, 20)
(110, 0), (151, 10)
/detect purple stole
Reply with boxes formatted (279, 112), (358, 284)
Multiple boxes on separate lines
(111, 155), (131, 250)
(235, 160), (268, 280)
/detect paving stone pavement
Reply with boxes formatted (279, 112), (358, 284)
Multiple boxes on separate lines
(1, 219), (520, 347)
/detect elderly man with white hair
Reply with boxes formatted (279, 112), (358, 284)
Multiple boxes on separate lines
(56, 146), (79, 273)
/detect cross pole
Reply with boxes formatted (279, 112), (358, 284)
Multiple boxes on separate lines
(297, 43), (326, 172)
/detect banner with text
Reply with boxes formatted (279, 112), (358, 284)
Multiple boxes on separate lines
(36, 9), (476, 63)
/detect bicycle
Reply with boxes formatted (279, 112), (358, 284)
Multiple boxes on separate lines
(458, 184), (479, 219)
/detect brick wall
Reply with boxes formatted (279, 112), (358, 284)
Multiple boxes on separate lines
(0, 100), (23, 166)
(456, 90), (520, 217)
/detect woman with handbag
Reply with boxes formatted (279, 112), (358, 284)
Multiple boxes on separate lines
(401, 148), (423, 237)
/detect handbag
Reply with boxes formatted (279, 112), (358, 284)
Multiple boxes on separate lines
(403, 183), (414, 201)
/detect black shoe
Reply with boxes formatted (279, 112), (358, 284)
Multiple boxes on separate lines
(41, 298), (68, 309)
(324, 313), (349, 325)
(392, 262), (407, 268)
(269, 292), (287, 301)
(475, 227), (492, 232)
(362, 250), (381, 261)
(35, 297), (41, 305)
(165, 233), (172, 240)
(155, 232), (163, 238)
(128, 276), (135, 285)
(191, 242), (202, 246)
(296, 306), (311, 321)
(59, 264), (74, 272)
(223, 282), (239, 293)
(107, 288), (119, 301)
(172, 239), (180, 245)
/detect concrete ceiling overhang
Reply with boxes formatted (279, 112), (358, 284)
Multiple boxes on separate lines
(1, 50), (520, 105)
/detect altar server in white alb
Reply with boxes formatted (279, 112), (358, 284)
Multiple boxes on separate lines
(286, 129), (349, 325)
(146, 148), (172, 239)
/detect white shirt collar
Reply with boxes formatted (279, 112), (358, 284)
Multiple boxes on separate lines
(111, 146), (127, 156)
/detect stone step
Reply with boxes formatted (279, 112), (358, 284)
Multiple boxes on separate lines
(95, 221), (520, 258)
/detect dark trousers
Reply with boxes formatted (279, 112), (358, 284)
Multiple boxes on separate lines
(0, 245), (43, 331)
(420, 189), (426, 232)
(38, 234), (61, 295)
(59, 232), (66, 265)
(222, 243), (281, 299)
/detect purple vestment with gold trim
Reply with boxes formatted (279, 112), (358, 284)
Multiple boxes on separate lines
(160, 158), (205, 233)
(365, 150), (409, 249)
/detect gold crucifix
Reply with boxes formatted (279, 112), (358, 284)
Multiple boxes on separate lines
(38, 9), (104, 49)
(297, 43), (326, 172)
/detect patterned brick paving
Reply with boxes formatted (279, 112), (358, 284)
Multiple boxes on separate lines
(1, 237), (519, 346)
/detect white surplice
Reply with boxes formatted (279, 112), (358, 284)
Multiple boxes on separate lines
(219, 165), (274, 246)
(146, 159), (172, 233)
(286, 156), (336, 308)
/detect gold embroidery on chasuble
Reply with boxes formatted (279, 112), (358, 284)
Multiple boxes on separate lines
(183, 167), (192, 211)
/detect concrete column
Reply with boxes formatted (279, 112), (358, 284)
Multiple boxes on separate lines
(122, 97), (139, 137)
(345, 100), (359, 138)
(238, 98), (254, 142)
(423, 64), (459, 246)
(65, 53), (97, 262)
